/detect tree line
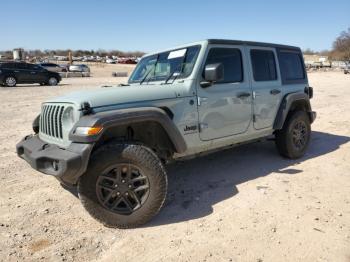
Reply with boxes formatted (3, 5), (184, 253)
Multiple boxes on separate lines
(304, 27), (350, 61)
(1, 27), (349, 61)
(0, 49), (145, 59)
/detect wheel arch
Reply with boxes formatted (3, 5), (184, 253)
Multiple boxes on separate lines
(69, 107), (187, 159)
(274, 92), (315, 130)
(47, 73), (59, 81)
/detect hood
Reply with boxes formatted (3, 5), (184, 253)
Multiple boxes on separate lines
(46, 84), (181, 109)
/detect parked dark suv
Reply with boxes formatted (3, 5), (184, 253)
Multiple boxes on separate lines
(0, 62), (61, 87)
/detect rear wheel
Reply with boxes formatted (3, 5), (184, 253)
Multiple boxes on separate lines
(4, 76), (17, 87)
(47, 77), (58, 86)
(275, 111), (311, 159)
(78, 142), (167, 228)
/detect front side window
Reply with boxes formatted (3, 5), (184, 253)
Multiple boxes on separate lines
(129, 45), (200, 83)
(250, 50), (277, 81)
(204, 48), (243, 83)
(279, 51), (305, 80)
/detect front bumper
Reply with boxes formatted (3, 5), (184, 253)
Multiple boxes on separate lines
(16, 135), (93, 185)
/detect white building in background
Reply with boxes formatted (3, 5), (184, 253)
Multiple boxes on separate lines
(13, 48), (25, 60)
(303, 54), (331, 68)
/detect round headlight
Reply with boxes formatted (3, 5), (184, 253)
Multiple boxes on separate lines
(62, 107), (75, 130)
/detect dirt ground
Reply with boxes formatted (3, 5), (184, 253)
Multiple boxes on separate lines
(0, 65), (349, 262)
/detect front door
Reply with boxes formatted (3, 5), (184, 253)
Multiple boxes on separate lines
(247, 47), (282, 129)
(197, 45), (252, 141)
(27, 64), (47, 83)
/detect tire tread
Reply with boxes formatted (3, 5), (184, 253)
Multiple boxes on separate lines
(78, 142), (167, 228)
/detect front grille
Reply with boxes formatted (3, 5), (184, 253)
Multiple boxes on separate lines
(40, 104), (65, 139)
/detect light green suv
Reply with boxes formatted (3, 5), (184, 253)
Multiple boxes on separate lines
(17, 39), (316, 228)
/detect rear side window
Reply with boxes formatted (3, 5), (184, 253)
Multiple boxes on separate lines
(279, 51), (305, 81)
(1, 63), (16, 69)
(205, 48), (243, 83)
(250, 50), (277, 81)
(0, 63), (12, 68)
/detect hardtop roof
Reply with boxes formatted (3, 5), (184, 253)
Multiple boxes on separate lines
(142, 39), (301, 58)
(207, 39), (300, 51)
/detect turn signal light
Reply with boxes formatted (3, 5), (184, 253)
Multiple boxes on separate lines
(75, 126), (103, 136)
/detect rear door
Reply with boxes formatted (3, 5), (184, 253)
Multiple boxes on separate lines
(196, 45), (252, 141)
(0, 63), (18, 78)
(247, 47), (282, 129)
(15, 63), (31, 82)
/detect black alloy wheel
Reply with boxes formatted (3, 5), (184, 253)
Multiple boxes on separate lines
(291, 120), (308, 151)
(96, 164), (150, 215)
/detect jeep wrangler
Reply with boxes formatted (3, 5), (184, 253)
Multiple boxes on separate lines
(17, 39), (316, 228)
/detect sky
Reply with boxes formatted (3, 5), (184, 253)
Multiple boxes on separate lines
(1, 0), (349, 53)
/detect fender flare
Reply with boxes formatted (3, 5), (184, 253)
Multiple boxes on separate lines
(273, 92), (314, 130)
(69, 107), (187, 153)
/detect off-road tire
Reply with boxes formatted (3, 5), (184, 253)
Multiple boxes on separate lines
(78, 142), (167, 228)
(275, 110), (311, 159)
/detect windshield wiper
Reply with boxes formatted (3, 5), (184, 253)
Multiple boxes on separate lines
(163, 71), (180, 84)
(163, 50), (188, 85)
(140, 55), (159, 85)
(139, 68), (154, 85)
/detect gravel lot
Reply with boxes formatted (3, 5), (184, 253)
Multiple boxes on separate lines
(0, 66), (349, 262)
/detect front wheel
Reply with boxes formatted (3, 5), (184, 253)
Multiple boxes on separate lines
(78, 142), (167, 228)
(275, 111), (311, 159)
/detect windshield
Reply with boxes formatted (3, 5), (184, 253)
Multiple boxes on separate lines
(128, 45), (201, 83)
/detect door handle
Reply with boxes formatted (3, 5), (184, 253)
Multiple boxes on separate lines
(270, 89), (281, 95)
(237, 92), (251, 99)
(14, 70), (19, 73)
(30, 71), (36, 74)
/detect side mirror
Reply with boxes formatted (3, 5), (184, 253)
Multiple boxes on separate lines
(200, 63), (224, 88)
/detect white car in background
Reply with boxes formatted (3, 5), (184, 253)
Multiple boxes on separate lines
(106, 58), (116, 64)
(69, 64), (90, 76)
(69, 64), (90, 73)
